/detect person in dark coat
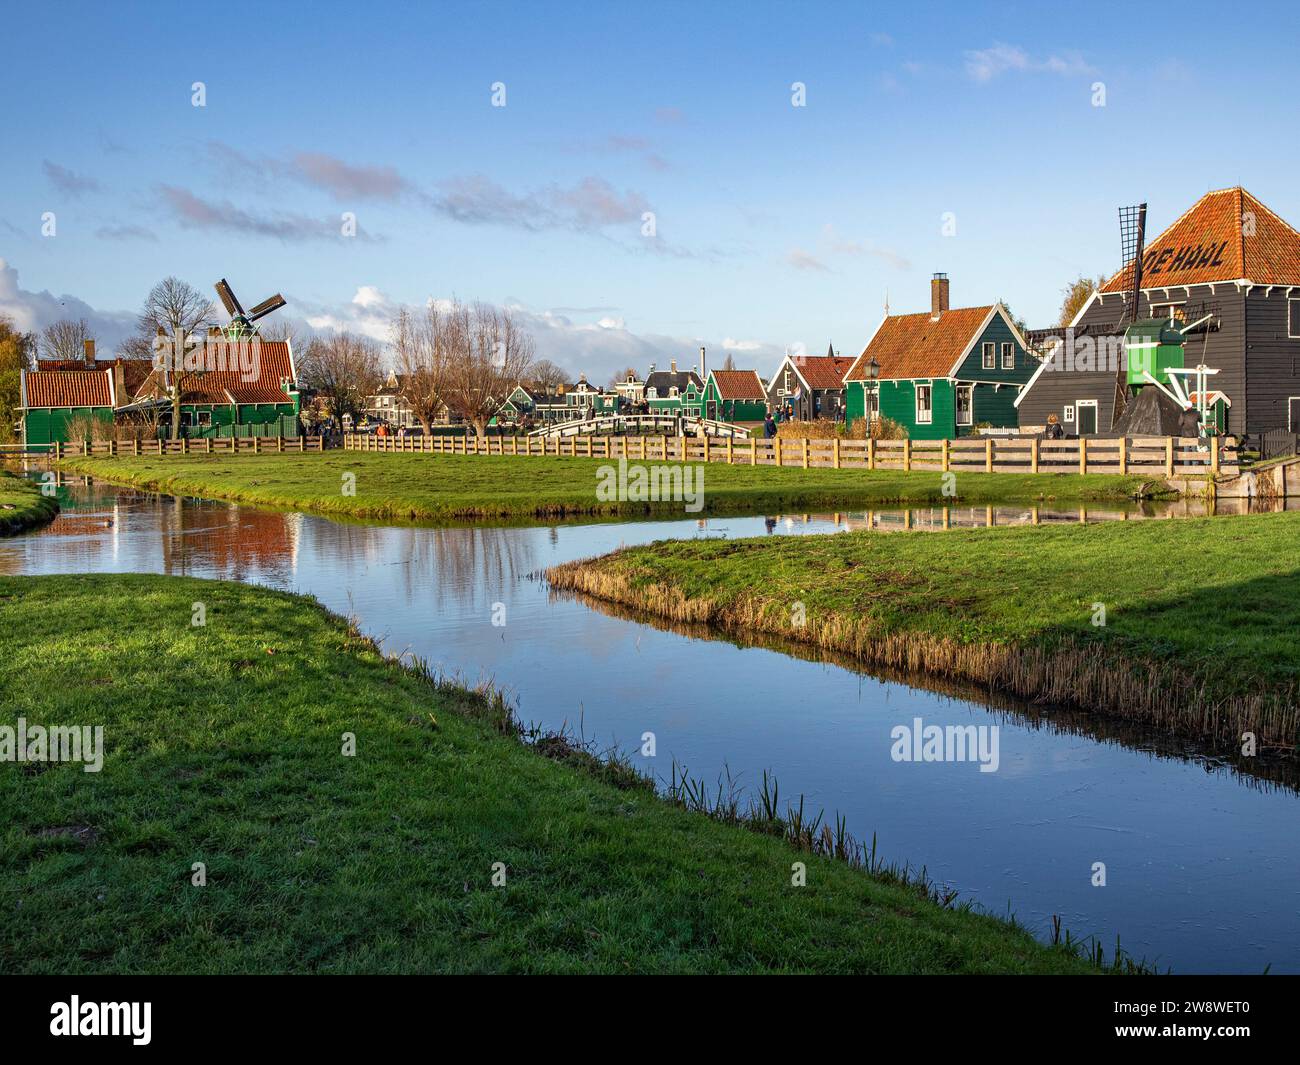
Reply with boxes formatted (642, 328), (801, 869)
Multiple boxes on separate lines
(763, 413), (777, 439)
(1177, 406), (1201, 439)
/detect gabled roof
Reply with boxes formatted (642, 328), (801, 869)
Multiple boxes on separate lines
(789, 354), (855, 390)
(709, 368), (767, 400)
(134, 339), (297, 406)
(21, 369), (115, 409)
(844, 305), (995, 382)
(1101, 187), (1300, 293)
(645, 368), (702, 395)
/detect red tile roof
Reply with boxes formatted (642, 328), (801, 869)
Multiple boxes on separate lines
(844, 306), (994, 382)
(710, 369), (767, 400)
(1101, 187), (1300, 293)
(790, 355), (855, 389)
(23, 369), (113, 409)
(134, 339), (297, 406)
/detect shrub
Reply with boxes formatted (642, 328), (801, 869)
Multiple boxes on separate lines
(848, 416), (908, 441)
(775, 419), (841, 440)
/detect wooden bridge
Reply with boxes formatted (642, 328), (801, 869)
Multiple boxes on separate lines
(526, 413), (750, 440)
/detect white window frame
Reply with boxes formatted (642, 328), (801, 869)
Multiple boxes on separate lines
(981, 342), (995, 369)
(955, 383), (973, 426)
(1063, 405), (1075, 424)
(1289, 299), (1300, 339)
(1001, 342), (1014, 369)
(915, 383), (933, 425)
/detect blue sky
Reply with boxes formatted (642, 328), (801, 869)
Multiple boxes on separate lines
(2, 0), (1298, 379)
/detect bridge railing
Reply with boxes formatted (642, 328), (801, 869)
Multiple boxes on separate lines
(343, 432), (1237, 476)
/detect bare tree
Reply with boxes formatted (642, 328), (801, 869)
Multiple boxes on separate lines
(527, 359), (568, 391)
(298, 332), (382, 431)
(40, 318), (94, 362)
(720, 353), (736, 371)
(258, 318), (304, 352)
(393, 305), (449, 435)
(124, 278), (217, 438)
(437, 300), (535, 437)
(607, 365), (637, 388)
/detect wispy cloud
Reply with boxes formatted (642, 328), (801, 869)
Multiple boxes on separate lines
(156, 185), (380, 242)
(432, 174), (650, 235)
(787, 248), (830, 272)
(964, 42), (1094, 83)
(95, 223), (157, 242)
(42, 160), (101, 197)
(208, 142), (421, 204)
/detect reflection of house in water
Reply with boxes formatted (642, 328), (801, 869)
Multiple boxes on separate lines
(158, 500), (299, 579)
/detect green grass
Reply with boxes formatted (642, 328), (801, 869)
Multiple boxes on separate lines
(0, 573), (1098, 974)
(549, 511), (1300, 751)
(61, 452), (1158, 524)
(0, 471), (58, 535)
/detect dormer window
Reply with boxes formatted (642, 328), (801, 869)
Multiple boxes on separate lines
(1001, 342), (1014, 369)
(982, 342), (995, 369)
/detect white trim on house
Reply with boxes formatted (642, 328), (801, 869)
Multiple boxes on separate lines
(843, 311), (891, 383)
(915, 382), (934, 424)
(1001, 341), (1014, 369)
(942, 303), (1032, 381)
(955, 383), (973, 426)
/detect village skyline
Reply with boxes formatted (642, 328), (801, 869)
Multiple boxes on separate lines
(4, 0), (1300, 384)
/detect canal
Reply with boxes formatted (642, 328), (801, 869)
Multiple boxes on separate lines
(3, 478), (1297, 974)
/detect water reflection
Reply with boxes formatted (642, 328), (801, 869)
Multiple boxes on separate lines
(3, 480), (1298, 974)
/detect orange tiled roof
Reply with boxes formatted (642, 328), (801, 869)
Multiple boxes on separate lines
(710, 369), (766, 400)
(23, 369), (113, 409)
(134, 340), (296, 405)
(790, 355), (854, 389)
(844, 306), (994, 382)
(1101, 187), (1300, 293)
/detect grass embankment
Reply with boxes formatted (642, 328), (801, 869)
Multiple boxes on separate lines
(0, 574), (1099, 974)
(0, 471), (58, 535)
(61, 452), (1158, 524)
(549, 512), (1300, 752)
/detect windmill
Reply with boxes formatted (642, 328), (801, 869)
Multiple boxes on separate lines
(214, 278), (287, 338)
(1110, 203), (1146, 427)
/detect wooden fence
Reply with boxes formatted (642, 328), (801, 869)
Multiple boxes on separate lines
(53, 436), (324, 458)
(343, 432), (1236, 477)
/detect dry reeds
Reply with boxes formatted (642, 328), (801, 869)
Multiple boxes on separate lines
(546, 560), (1299, 751)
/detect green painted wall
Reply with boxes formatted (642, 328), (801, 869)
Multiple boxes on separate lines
(877, 379), (954, 440)
(701, 378), (766, 422)
(23, 406), (113, 446)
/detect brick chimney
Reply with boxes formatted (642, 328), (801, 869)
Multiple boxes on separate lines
(930, 273), (949, 320)
(83, 338), (96, 366)
(699, 345), (707, 379)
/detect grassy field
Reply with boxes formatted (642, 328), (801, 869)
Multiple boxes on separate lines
(0, 471), (58, 535)
(61, 452), (1160, 524)
(0, 573), (1103, 974)
(549, 511), (1300, 752)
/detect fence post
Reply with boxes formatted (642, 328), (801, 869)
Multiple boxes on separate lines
(727, 437), (733, 464)
(941, 439), (949, 472)
(774, 437), (783, 467)
(678, 434), (686, 463)
(833, 437), (841, 469)
(868, 438), (875, 471)
(1030, 437), (1038, 474)
(903, 439), (911, 472)
(750, 439), (757, 465)
(1079, 436), (1087, 475)
(1211, 435), (1220, 475)
(206, 438), (213, 454)
(55, 441), (62, 461)
(1118, 436), (1127, 474)
(985, 437), (993, 474)
(1165, 437), (1174, 476)
(802, 438), (810, 469)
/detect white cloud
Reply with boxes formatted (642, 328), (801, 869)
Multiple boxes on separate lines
(964, 42), (1094, 83)
(0, 258), (136, 351)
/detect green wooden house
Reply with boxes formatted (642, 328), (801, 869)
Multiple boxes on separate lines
(19, 368), (117, 447)
(843, 275), (1037, 439)
(701, 369), (768, 423)
(644, 363), (704, 416)
(132, 339), (301, 437)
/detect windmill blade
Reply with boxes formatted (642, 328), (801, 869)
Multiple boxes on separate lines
(246, 293), (287, 321)
(215, 279), (246, 318)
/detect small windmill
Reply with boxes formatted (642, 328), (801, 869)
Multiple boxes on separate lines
(214, 278), (287, 338)
(1110, 203), (1146, 427)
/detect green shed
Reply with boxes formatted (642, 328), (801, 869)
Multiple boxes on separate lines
(20, 368), (116, 448)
